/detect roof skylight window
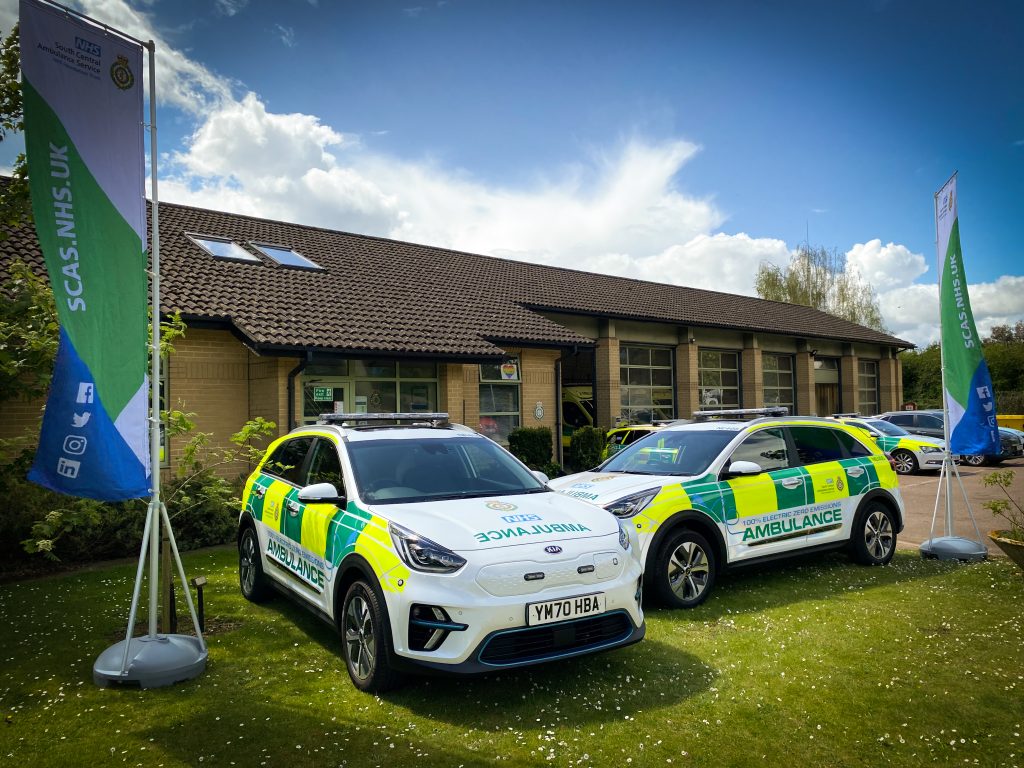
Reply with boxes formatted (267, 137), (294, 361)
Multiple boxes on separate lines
(253, 243), (322, 270)
(188, 235), (260, 263)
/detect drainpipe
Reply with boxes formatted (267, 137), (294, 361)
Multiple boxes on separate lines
(287, 353), (310, 431)
(555, 358), (564, 467)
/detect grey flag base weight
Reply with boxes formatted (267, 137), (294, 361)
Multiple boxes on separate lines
(94, 501), (207, 688)
(919, 453), (987, 562)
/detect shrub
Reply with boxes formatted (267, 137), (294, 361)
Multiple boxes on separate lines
(568, 426), (607, 471)
(508, 427), (555, 470)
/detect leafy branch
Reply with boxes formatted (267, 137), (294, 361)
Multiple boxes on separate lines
(983, 469), (1023, 541)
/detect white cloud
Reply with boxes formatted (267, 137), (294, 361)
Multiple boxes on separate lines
(215, 0), (248, 17)
(878, 276), (1024, 346)
(274, 23), (296, 48)
(845, 239), (928, 291)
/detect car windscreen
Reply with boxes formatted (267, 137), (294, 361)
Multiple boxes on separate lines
(864, 419), (910, 437)
(347, 436), (546, 504)
(600, 429), (737, 476)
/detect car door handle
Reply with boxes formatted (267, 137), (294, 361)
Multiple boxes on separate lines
(286, 500), (300, 516)
(251, 485), (266, 498)
(781, 477), (803, 489)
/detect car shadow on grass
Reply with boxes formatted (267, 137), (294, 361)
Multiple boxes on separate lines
(242, 595), (712, 729)
(649, 549), (964, 623)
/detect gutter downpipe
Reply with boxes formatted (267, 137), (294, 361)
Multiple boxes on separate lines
(287, 352), (311, 431)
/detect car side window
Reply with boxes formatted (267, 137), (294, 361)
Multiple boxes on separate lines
(263, 437), (314, 486)
(608, 432), (626, 446)
(729, 428), (790, 472)
(889, 414), (914, 426)
(833, 429), (873, 458)
(919, 414), (943, 429)
(789, 426), (845, 466)
(306, 438), (346, 495)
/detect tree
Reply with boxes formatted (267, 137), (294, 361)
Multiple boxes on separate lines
(755, 245), (887, 332)
(0, 24), (31, 235)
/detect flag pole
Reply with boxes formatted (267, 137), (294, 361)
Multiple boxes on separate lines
(920, 171), (987, 562)
(93, 34), (206, 687)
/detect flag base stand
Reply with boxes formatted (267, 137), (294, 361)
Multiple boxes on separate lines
(920, 535), (988, 562)
(93, 500), (207, 689)
(93, 633), (206, 688)
(918, 452), (988, 563)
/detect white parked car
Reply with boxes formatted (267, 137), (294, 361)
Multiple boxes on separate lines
(238, 413), (645, 692)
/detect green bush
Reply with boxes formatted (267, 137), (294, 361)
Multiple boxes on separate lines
(539, 461), (565, 480)
(507, 426), (554, 469)
(568, 426), (607, 471)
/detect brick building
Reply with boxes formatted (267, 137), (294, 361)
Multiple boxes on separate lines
(0, 198), (911, 467)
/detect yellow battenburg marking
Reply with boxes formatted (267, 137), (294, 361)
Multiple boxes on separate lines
(807, 461), (851, 501)
(260, 481), (288, 534)
(726, 475), (778, 519)
(300, 503), (337, 559)
(354, 514), (410, 592)
(635, 485), (692, 533)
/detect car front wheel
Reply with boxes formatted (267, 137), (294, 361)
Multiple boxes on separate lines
(341, 580), (402, 693)
(850, 503), (896, 566)
(963, 454), (986, 467)
(891, 449), (918, 475)
(651, 529), (717, 609)
(239, 525), (271, 603)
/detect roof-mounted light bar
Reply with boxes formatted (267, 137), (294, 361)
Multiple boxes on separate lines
(693, 407), (790, 421)
(831, 412), (861, 419)
(317, 412), (450, 427)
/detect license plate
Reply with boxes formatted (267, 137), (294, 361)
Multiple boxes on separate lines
(526, 593), (606, 626)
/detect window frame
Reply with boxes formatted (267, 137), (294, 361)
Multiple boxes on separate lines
(251, 241), (323, 271)
(697, 348), (742, 411)
(619, 343), (676, 423)
(186, 233), (261, 263)
(762, 353), (795, 412)
(479, 357), (522, 443)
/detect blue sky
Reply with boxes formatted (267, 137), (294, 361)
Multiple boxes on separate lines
(3, 0), (1022, 346)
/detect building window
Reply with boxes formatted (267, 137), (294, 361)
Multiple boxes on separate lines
(252, 243), (322, 270)
(619, 345), (674, 423)
(858, 360), (879, 415)
(300, 360), (438, 424)
(187, 234), (260, 263)
(479, 358), (521, 443)
(698, 350), (740, 410)
(763, 353), (795, 412)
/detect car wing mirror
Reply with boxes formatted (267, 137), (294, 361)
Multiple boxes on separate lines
(298, 482), (346, 505)
(722, 460), (763, 479)
(532, 470), (550, 485)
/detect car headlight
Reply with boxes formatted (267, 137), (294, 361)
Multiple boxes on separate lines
(920, 446), (943, 453)
(617, 519), (631, 551)
(604, 488), (660, 519)
(389, 522), (466, 573)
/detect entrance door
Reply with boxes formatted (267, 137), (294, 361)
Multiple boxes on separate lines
(302, 379), (350, 425)
(815, 384), (839, 417)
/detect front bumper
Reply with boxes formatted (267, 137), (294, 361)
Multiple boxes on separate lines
(384, 550), (644, 673)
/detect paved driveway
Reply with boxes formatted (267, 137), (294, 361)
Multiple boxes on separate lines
(894, 455), (1023, 555)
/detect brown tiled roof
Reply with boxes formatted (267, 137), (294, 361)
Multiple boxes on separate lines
(0, 197), (912, 357)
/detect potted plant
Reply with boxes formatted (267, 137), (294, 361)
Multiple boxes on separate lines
(984, 469), (1024, 569)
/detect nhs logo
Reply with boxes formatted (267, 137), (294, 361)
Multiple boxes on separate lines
(75, 37), (101, 57)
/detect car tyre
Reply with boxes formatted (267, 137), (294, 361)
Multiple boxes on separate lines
(849, 502), (897, 566)
(963, 454), (986, 467)
(651, 529), (717, 609)
(341, 580), (403, 693)
(890, 449), (918, 475)
(239, 525), (271, 603)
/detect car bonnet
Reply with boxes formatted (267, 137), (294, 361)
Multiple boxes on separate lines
(368, 491), (620, 552)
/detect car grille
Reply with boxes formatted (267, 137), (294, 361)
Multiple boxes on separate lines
(478, 611), (633, 666)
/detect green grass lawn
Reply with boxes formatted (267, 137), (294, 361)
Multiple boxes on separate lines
(1, 547), (1022, 767)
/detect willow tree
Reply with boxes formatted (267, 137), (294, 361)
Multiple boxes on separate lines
(756, 245), (887, 332)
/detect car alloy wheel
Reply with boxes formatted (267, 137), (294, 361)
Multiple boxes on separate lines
(891, 449), (918, 475)
(344, 592), (376, 682)
(651, 528), (717, 608)
(238, 526), (270, 602)
(864, 508), (894, 560)
(963, 454), (986, 467)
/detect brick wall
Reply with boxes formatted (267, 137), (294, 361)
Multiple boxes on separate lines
(167, 328), (251, 477)
(595, 336), (620, 430)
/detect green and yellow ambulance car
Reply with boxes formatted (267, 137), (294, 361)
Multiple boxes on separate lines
(238, 413), (644, 692)
(550, 408), (905, 608)
(832, 415), (945, 475)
